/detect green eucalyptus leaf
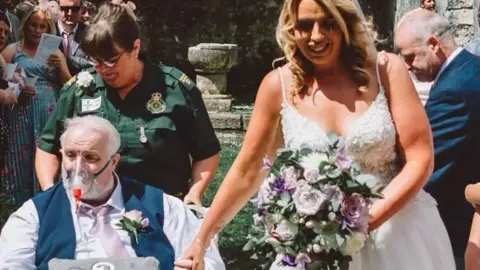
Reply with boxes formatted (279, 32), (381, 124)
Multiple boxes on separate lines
(327, 168), (342, 179)
(336, 233), (345, 247)
(356, 174), (377, 188)
(326, 132), (340, 145)
(243, 239), (255, 251)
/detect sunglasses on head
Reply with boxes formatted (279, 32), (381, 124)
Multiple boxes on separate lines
(60, 6), (81, 13)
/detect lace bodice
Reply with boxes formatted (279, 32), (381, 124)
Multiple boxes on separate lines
(279, 65), (401, 184)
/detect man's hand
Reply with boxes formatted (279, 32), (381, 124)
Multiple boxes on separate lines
(184, 190), (203, 207)
(174, 258), (196, 270)
(176, 242), (206, 270)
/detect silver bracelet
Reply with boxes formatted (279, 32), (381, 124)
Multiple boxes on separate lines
(195, 238), (212, 252)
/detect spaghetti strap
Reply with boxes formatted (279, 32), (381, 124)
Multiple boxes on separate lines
(375, 52), (385, 91)
(277, 67), (288, 102)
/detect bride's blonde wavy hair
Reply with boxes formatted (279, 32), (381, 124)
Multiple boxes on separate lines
(275, 0), (377, 96)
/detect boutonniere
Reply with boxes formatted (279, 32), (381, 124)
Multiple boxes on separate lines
(116, 210), (149, 244)
(72, 71), (95, 94)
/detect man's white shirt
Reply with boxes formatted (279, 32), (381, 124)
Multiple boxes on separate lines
(0, 177), (225, 269)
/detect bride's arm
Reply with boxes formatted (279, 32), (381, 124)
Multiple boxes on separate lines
(368, 53), (434, 231)
(194, 68), (285, 247)
(465, 210), (480, 270)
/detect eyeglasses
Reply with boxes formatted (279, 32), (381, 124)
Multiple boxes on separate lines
(60, 6), (81, 13)
(89, 51), (125, 68)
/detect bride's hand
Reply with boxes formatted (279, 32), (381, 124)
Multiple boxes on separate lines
(465, 183), (480, 206)
(176, 241), (206, 270)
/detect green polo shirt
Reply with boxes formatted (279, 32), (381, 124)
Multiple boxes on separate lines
(38, 60), (221, 197)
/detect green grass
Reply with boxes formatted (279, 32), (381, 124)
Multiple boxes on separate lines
(203, 143), (260, 269)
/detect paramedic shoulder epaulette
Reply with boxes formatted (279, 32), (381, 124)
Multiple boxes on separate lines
(158, 63), (196, 91)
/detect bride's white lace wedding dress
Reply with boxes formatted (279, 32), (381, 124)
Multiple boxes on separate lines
(274, 59), (456, 269)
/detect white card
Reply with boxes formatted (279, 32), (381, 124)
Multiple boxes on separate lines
(34, 33), (62, 65)
(81, 96), (102, 112)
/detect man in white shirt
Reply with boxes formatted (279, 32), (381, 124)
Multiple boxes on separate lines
(57, 0), (91, 75)
(0, 115), (225, 270)
(395, 9), (480, 270)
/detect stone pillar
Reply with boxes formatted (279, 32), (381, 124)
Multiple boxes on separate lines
(188, 43), (238, 96)
(188, 43), (246, 144)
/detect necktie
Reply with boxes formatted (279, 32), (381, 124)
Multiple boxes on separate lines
(79, 205), (130, 258)
(62, 32), (70, 56)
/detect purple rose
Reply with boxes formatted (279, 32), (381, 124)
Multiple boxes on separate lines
(281, 166), (299, 190)
(295, 253), (312, 267)
(252, 182), (272, 207)
(335, 145), (353, 172)
(281, 254), (297, 267)
(304, 170), (325, 184)
(293, 184), (326, 216)
(140, 218), (149, 228)
(340, 194), (369, 232)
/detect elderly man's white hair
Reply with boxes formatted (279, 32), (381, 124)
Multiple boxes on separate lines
(59, 115), (121, 157)
(396, 8), (455, 45)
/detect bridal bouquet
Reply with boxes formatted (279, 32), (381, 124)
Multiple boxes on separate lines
(244, 133), (383, 270)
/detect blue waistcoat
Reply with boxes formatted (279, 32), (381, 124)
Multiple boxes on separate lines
(32, 175), (175, 270)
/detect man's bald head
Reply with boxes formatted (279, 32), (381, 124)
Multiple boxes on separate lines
(394, 9), (457, 82)
(396, 9), (455, 45)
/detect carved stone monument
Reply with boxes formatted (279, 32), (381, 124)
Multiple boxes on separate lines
(188, 43), (250, 143)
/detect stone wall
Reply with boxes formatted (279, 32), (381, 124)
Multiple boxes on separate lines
(394, 0), (480, 46)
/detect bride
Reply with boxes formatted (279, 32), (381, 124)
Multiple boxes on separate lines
(177, 0), (456, 269)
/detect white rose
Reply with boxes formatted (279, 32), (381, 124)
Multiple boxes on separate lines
(304, 169), (326, 184)
(274, 219), (299, 242)
(124, 210), (143, 222)
(339, 232), (366, 256)
(270, 213), (285, 224)
(312, 243), (323, 253)
(300, 152), (329, 172)
(293, 184), (326, 216)
(76, 71), (94, 88)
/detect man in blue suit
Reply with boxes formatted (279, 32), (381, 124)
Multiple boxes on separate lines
(395, 9), (480, 269)
(0, 115), (225, 270)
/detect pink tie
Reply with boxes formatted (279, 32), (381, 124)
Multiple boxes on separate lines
(79, 205), (130, 258)
(62, 32), (70, 56)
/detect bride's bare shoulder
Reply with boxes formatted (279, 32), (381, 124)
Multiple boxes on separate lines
(256, 64), (291, 109)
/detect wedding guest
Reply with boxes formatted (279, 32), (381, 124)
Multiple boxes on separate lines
(0, 11), (11, 51)
(13, 2), (35, 23)
(57, 0), (91, 76)
(0, 115), (225, 270)
(36, 2), (220, 206)
(0, 6), (70, 205)
(180, 0), (454, 269)
(0, 58), (18, 169)
(420, 0), (436, 11)
(395, 9), (480, 269)
(80, 1), (96, 25)
(0, 0), (20, 44)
